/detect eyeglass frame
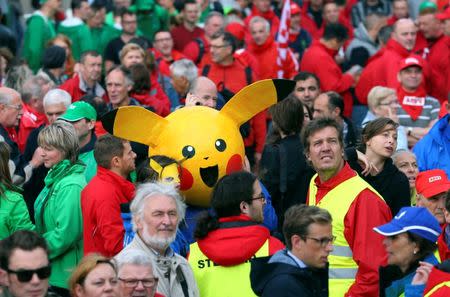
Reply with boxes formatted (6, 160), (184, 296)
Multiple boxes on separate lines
(118, 277), (159, 288)
(3, 104), (23, 111)
(6, 265), (52, 283)
(302, 235), (336, 247)
(249, 193), (266, 204)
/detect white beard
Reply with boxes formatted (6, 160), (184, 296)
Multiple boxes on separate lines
(141, 224), (177, 252)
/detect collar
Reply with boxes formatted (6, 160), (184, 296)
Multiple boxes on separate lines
(80, 132), (96, 153)
(287, 250), (308, 268)
(314, 162), (356, 189)
(79, 75), (105, 97)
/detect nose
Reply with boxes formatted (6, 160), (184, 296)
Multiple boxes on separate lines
(29, 272), (40, 284)
(135, 280), (145, 291)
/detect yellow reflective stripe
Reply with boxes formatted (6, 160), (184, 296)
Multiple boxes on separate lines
(424, 281), (450, 296)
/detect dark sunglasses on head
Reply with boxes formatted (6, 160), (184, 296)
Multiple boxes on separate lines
(7, 265), (52, 282)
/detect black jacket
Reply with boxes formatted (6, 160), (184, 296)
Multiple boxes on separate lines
(347, 149), (410, 216)
(251, 249), (328, 297)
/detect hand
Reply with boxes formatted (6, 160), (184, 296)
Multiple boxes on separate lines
(356, 150), (379, 176)
(387, 107), (399, 123)
(30, 147), (44, 168)
(185, 93), (201, 107)
(412, 261), (434, 285)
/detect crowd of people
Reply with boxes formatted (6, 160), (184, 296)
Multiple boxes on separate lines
(0, 0), (450, 296)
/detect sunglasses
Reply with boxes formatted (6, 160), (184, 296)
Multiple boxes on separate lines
(7, 265), (52, 282)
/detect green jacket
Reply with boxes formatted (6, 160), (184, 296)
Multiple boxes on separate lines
(0, 185), (35, 240)
(79, 150), (97, 183)
(23, 11), (56, 73)
(90, 24), (121, 57)
(34, 159), (86, 289)
(133, 3), (169, 41)
(57, 17), (94, 61)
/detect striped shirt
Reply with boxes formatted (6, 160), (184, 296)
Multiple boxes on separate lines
(397, 96), (440, 128)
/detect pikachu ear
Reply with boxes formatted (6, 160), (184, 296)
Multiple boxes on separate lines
(101, 106), (168, 147)
(219, 79), (295, 126)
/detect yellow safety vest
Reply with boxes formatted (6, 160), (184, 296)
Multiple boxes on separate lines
(424, 281), (450, 296)
(189, 239), (269, 297)
(308, 173), (385, 297)
(434, 249), (442, 263)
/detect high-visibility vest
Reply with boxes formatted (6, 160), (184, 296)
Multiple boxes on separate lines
(189, 239), (269, 297)
(424, 281), (450, 296)
(434, 249), (442, 263)
(308, 174), (385, 297)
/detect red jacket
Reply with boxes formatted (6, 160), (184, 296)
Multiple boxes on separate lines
(82, 166), (135, 257)
(422, 33), (450, 104)
(300, 40), (354, 116)
(183, 35), (211, 66)
(247, 36), (298, 79)
(438, 224), (450, 262)
(59, 74), (107, 102)
(355, 39), (411, 105)
(154, 49), (186, 77)
(423, 266), (450, 296)
(307, 163), (392, 297)
(17, 104), (47, 153)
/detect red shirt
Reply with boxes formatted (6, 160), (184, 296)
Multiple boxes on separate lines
(171, 25), (204, 52)
(17, 104), (47, 153)
(82, 166), (135, 257)
(307, 163), (392, 297)
(154, 49), (186, 77)
(300, 40), (354, 116)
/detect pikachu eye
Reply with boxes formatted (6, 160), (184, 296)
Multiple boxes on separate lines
(182, 145), (196, 159)
(215, 139), (226, 152)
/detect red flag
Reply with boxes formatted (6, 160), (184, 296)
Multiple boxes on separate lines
(276, 0), (291, 78)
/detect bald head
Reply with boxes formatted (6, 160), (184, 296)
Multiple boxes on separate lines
(187, 76), (218, 108)
(392, 18), (417, 50)
(0, 87), (23, 128)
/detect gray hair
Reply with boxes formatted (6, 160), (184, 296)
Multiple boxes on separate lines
(38, 120), (80, 164)
(392, 149), (417, 164)
(170, 59), (198, 85)
(249, 16), (270, 33)
(107, 66), (134, 88)
(367, 86), (396, 110)
(43, 89), (72, 107)
(3, 65), (33, 91)
(115, 249), (154, 272)
(22, 75), (54, 104)
(130, 182), (187, 231)
(205, 11), (225, 26)
(0, 89), (18, 105)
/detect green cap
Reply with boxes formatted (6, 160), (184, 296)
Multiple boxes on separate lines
(419, 1), (437, 13)
(59, 101), (97, 122)
(134, 0), (154, 10)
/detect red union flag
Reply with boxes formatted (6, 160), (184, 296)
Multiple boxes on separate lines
(276, 0), (291, 78)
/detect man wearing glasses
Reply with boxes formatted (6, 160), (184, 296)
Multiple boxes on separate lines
(0, 230), (56, 297)
(188, 171), (284, 297)
(303, 118), (391, 297)
(115, 249), (164, 297)
(251, 205), (333, 296)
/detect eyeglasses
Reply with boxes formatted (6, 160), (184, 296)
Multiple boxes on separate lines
(6, 265), (52, 282)
(4, 104), (23, 111)
(210, 44), (230, 49)
(118, 277), (158, 288)
(303, 235), (336, 247)
(154, 37), (172, 43)
(250, 193), (266, 203)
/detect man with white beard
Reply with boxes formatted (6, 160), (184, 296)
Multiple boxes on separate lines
(117, 182), (199, 297)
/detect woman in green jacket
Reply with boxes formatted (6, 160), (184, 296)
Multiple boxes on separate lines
(34, 121), (86, 297)
(0, 142), (34, 239)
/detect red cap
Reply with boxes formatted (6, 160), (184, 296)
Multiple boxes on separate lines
(398, 56), (423, 72)
(436, 7), (450, 20)
(225, 22), (246, 42)
(416, 169), (450, 198)
(290, 3), (302, 15)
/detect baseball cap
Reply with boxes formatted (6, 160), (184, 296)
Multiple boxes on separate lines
(398, 56), (423, 72)
(419, 1), (437, 13)
(436, 7), (450, 20)
(374, 207), (441, 243)
(290, 3), (302, 15)
(59, 101), (97, 122)
(416, 169), (450, 198)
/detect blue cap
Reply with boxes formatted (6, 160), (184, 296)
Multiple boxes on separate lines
(373, 207), (441, 243)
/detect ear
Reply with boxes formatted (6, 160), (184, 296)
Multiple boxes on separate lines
(87, 119), (96, 130)
(220, 79), (295, 126)
(291, 234), (302, 248)
(240, 201), (250, 215)
(75, 283), (84, 297)
(101, 106), (168, 147)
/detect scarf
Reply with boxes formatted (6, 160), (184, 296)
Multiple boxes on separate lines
(397, 86), (426, 121)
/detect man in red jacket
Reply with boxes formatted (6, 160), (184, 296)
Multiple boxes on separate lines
(300, 23), (358, 117)
(247, 16), (298, 79)
(82, 134), (136, 257)
(153, 30), (186, 77)
(356, 18), (417, 104)
(244, 0), (279, 37)
(418, 9), (450, 104)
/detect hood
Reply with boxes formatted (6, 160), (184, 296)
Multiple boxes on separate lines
(385, 39), (411, 58)
(44, 159), (86, 186)
(428, 114), (449, 145)
(247, 34), (275, 53)
(197, 215), (270, 266)
(354, 22), (376, 46)
(59, 16), (84, 28)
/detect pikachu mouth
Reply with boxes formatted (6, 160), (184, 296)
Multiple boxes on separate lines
(199, 165), (219, 187)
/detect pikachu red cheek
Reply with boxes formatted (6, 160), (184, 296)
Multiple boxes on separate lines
(179, 167), (194, 191)
(226, 154), (243, 175)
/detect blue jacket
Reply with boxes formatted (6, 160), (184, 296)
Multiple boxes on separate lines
(250, 249), (328, 297)
(413, 114), (450, 177)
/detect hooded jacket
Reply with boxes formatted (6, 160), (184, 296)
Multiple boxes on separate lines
(413, 114), (450, 177)
(250, 249), (328, 297)
(345, 22), (379, 64)
(34, 159), (86, 288)
(57, 17), (94, 61)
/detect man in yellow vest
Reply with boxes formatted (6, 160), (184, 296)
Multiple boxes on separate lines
(304, 118), (392, 297)
(188, 171), (285, 297)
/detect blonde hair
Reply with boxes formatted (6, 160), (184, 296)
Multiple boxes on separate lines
(37, 121), (79, 164)
(119, 43), (145, 63)
(367, 86), (396, 110)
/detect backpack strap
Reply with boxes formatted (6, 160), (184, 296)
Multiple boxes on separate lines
(194, 38), (205, 64)
(201, 64), (211, 77)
